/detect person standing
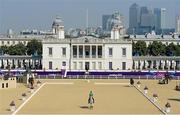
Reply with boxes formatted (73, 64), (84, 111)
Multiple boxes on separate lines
(130, 78), (134, 86)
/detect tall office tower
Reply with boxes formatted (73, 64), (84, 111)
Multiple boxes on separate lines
(176, 18), (180, 34)
(139, 7), (155, 34)
(154, 8), (166, 34)
(154, 8), (161, 31)
(129, 3), (140, 34)
(140, 6), (150, 25)
(161, 8), (166, 30)
(102, 15), (112, 31)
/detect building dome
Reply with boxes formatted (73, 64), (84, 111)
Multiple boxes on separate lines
(106, 12), (124, 30)
(52, 17), (63, 27)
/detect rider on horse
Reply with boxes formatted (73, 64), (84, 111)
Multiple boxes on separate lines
(88, 91), (95, 109)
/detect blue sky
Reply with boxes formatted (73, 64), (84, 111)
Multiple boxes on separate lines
(0, 0), (179, 33)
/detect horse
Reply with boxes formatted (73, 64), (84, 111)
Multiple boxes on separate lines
(88, 96), (95, 109)
(164, 72), (173, 84)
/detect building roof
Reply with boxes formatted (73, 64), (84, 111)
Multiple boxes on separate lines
(52, 17), (64, 27)
(43, 36), (132, 44)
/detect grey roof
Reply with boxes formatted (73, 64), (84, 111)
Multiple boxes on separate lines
(52, 17), (63, 27)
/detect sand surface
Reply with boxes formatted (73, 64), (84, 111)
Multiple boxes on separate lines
(0, 79), (179, 114)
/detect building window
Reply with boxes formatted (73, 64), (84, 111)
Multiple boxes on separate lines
(92, 46), (96, 58)
(73, 46), (77, 58)
(122, 48), (126, 56)
(7, 41), (10, 45)
(109, 48), (113, 57)
(2, 41), (4, 45)
(48, 47), (53, 56)
(62, 61), (66, 66)
(85, 46), (90, 58)
(62, 48), (66, 56)
(109, 62), (113, 70)
(6, 83), (8, 88)
(49, 61), (52, 69)
(98, 46), (102, 58)
(2, 83), (4, 88)
(73, 62), (77, 70)
(122, 62), (126, 70)
(98, 62), (102, 70)
(13, 41), (15, 44)
(85, 62), (90, 71)
(79, 45), (83, 58)
(79, 62), (83, 70)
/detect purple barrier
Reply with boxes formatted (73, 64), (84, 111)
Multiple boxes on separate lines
(1, 70), (180, 78)
(35, 71), (62, 76)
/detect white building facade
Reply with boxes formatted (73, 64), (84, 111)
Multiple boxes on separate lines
(42, 37), (132, 70)
(43, 20), (132, 71)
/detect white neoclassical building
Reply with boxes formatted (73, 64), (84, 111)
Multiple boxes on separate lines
(42, 19), (132, 70)
(1, 17), (179, 71)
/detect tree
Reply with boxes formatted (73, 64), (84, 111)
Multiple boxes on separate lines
(133, 41), (147, 56)
(175, 45), (180, 56)
(148, 41), (166, 56)
(0, 45), (9, 54)
(166, 43), (176, 56)
(8, 43), (26, 55)
(26, 39), (42, 55)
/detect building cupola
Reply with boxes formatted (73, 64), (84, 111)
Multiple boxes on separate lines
(52, 16), (65, 39)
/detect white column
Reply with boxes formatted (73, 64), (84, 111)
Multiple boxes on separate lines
(167, 60), (170, 70)
(9, 59), (12, 69)
(140, 60), (144, 70)
(4, 59), (7, 69)
(145, 60), (148, 69)
(31, 59), (33, 68)
(14, 59), (18, 68)
(156, 60), (160, 70)
(83, 45), (85, 58)
(150, 61), (153, 69)
(172, 60), (176, 71)
(77, 45), (79, 58)
(90, 45), (92, 58)
(135, 61), (138, 70)
(161, 60), (165, 70)
(21, 60), (24, 69)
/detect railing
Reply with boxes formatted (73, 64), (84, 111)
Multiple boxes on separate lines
(35, 74), (180, 80)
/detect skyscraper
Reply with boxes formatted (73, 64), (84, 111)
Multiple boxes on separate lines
(161, 8), (166, 29)
(154, 8), (161, 30)
(129, 3), (140, 34)
(154, 8), (166, 34)
(139, 7), (155, 34)
(176, 18), (180, 34)
(129, 3), (167, 35)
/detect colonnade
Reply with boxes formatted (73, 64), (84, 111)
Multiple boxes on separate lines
(0, 56), (42, 69)
(133, 60), (180, 70)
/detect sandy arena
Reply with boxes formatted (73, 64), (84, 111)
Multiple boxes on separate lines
(0, 79), (179, 114)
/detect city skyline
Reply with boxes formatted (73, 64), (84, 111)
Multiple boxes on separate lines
(0, 0), (180, 33)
